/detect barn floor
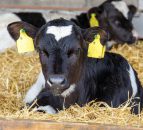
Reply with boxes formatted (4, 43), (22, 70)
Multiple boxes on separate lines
(0, 42), (143, 127)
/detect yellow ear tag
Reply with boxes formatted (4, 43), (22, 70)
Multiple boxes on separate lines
(87, 34), (106, 58)
(16, 29), (35, 53)
(89, 13), (99, 27)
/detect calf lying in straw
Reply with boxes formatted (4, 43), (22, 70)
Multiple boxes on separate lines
(7, 18), (143, 114)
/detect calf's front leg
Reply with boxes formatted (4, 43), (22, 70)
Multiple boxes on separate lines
(23, 70), (45, 104)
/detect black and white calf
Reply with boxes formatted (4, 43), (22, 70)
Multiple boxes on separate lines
(7, 18), (143, 114)
(71, 0), (138, 48)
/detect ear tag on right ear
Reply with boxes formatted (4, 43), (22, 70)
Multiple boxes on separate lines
(89, 13), (99, 27)
(16, 29), (35, 53)
(87, 34), (106, 59)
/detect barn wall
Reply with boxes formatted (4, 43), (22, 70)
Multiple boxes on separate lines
(0, 0), (139, 9)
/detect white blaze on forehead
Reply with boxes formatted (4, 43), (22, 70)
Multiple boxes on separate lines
(111, 1), (129, 19)
(46, 25), (73, 41)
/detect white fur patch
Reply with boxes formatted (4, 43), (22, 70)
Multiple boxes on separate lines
(47, 80), (52, 87)
(128, 64), (138, 97)
(107, 41), (116, 49)
(61, 84), (76, 97)
(111, 1), (129, 19)
(132, 30), (138, 39)
(46, 25), (72, 41)
(23, 71), (45, 104)
(0, 13), (20, 52)
(36, 105), (56, 114)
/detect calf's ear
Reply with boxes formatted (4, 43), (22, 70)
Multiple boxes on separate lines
(128, 5), (137, 20)
(7, 21), (38, 41)
(82, 27), (109, 46)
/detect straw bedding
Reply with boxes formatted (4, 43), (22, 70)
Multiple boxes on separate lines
(0, 42), (143, 127)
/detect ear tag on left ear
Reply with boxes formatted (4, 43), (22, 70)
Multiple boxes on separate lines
(87, 34), (106, 59)
(16, 29), (35, 53)
(89, 13), (99, 27)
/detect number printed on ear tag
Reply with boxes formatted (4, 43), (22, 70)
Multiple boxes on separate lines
(87, 34), (106, 59)
(16, 29), (35, 53)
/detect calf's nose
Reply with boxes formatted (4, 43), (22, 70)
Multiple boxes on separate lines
(48, 74), (66, 86)
(127, 30), (138, 44)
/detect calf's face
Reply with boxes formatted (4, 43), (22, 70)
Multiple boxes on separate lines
(36, 21), (84, 96)
(7, 19), (108, 96)
(88, 0), (138, 44)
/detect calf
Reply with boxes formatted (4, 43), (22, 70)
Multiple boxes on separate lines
(71, 0), (138, 49)
(7, 18), (143, 114)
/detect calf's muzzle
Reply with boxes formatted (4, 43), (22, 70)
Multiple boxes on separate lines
(48, 74), (67, 87)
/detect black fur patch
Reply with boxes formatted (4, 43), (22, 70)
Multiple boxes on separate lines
(15, 12), (46, 28)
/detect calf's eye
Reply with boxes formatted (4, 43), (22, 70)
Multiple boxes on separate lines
(67, 50), (74, 58)
(67, 48), (80, 58)
(40, 51), (49, 57)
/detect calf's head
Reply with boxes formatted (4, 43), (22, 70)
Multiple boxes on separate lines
(7, 19), (108, 96)
(88, 0), (138, 44)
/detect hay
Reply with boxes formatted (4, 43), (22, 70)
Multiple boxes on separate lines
(0, 42), (143, 127)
